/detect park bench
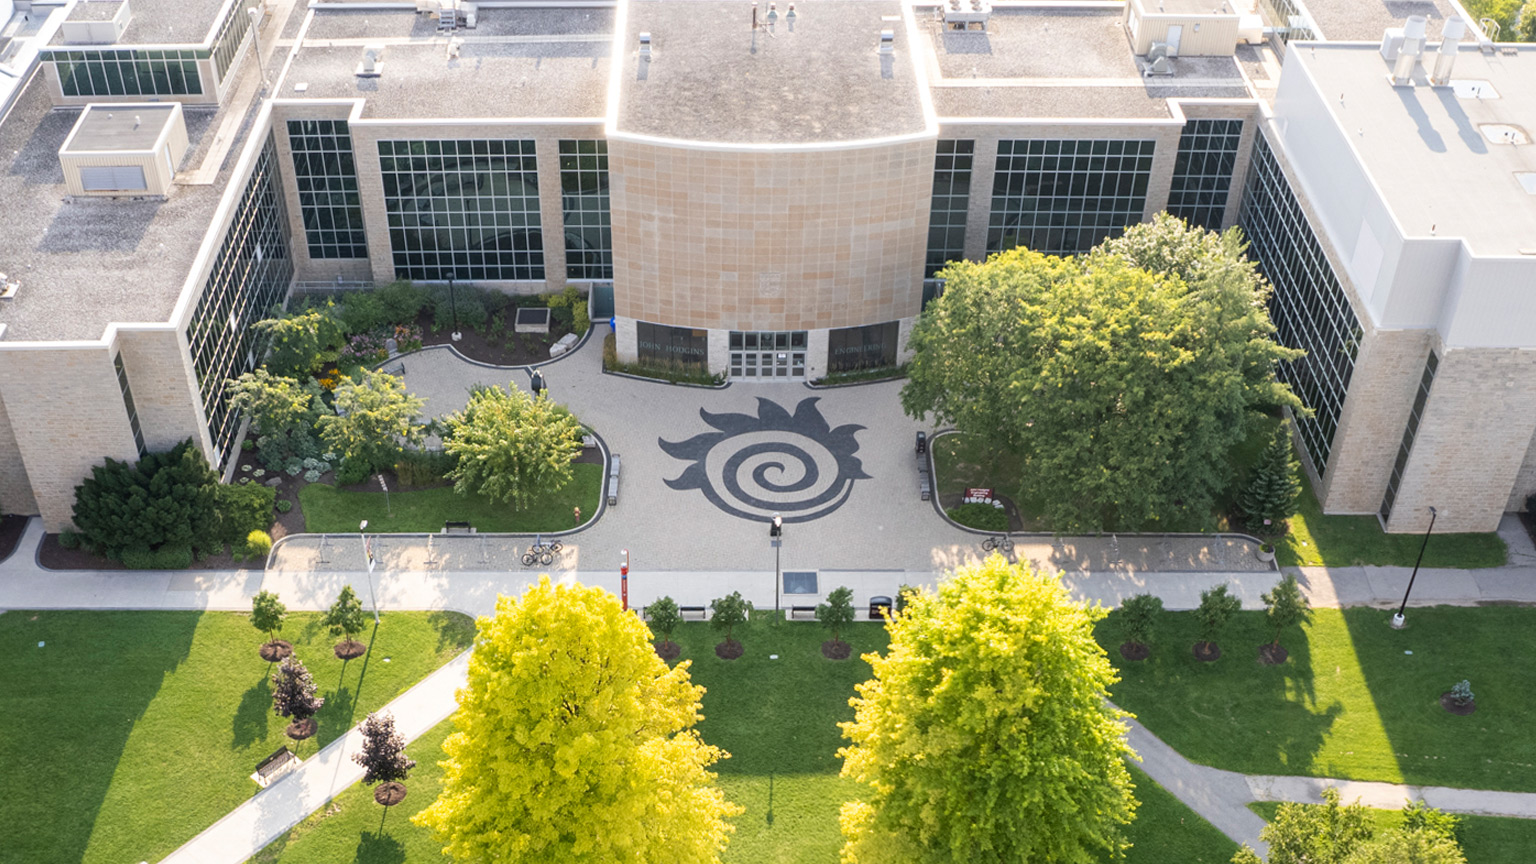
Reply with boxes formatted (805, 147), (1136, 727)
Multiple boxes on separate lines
(788, 605), (818, 621)
(442, 521), (474, 534)
(250, 746), (301, 789)
(607, 454), (622, 506)
(918, 467), (931, 501)
(679, 605), (708, 621)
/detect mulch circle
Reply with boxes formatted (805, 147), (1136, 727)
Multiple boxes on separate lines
(374, 782), (408, 807)
(821, 639), (852, 661)
(715, 639), (744, 660)
(1119, 642), (1150, 662)
(1193, 641), (1222, 662)
(260, 640), (294, 663)
(1259, 643), (1289, 665)
(334, 640), (367, 661)
(286, 717), (318, 741)
(1440, 693), (1478, 715)
(655, 640), (682, 662)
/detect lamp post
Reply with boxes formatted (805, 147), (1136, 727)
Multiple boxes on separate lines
(360, 520), (380, 625)
(620, 549), (630, 612)
(448, 277), (462, 342)
(769, 513), (783, 614)
(1391, 506), (1437, 629)
(248, 7), (265, 91)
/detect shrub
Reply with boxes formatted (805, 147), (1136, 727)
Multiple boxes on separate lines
(242, 438), (256, 452)
(316, 369), (427, 476)
(58, 530), (81, 550)
(337, 291), (389, 334)
(253, 307), (345, 378)
(72, 439), (220, 559)
(1118, 593), (1163, 648)
(1402, 800), (1461, 843)
(550, 304), (575, 331)
(947, 502), (1009, 532)
(431, 284), (488, 333)
(246, 529), (273, 559)
(275, 498), (294, 513)
(1449, 679), (1474, 706)
(336, 458), (371, 486)
(602, 333), (725, 386)
(214, 482), (276, 546)
(396, 449), (455, 487)
(304, 469), (322, 483)
(376, 281), (429, 324)
(572, 299), (590, 335)
(121, 544), (193, 570)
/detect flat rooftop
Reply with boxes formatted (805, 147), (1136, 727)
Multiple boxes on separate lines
(614, 0), (928, 144)
(286, 9), (611, 119)
(66, 0), (124, 23)
(1296, 44), (1536, 256)
(63, 103), (178, 151)
(52, 0), (233, 46)
(0, 81), (224, 342)
(929, 8), (1141, 80)
(1299, 0), (1464, 42)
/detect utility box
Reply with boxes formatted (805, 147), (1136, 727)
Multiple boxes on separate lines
(59, 103), (188, 197)
(60, 0), (133, 45)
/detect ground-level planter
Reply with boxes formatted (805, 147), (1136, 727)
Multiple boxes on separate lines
(374, 781), (408, 807)
(1256, 543), (1276, 563)
(1440, 693), (1477, 715)
(259, 640), (293, 663)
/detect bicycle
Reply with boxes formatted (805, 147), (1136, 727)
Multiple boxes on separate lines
(521, 535), (563, 567)
(981, 534), (1015, 554)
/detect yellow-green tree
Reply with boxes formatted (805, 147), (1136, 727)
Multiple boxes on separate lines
(838, 556), (1137, 863)
(414, 577), (740, 863)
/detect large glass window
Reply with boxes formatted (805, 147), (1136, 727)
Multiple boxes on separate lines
(1380, 352), (1438, 522)
(926, 140), (973, 278)
(559, 140), (612, 280)
(1167, 119), (1243, 232)
(114, 353), (147, 458)
(49, 48), (205, 97)
(378, 139), (544, 281)
(288, 119), (367, 259)
(828, 322), (899, 373)
(186, 133), (293, 468)
(212, 0), (257, 82)
(1239, 134), (1363, 474)
(637, 322), (708, 370)
(987, 139), (1155, 256)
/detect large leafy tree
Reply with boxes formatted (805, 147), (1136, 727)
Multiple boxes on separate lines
(71, 438), (219, 558)
(902, 215), (1302, 531)
(441, 383), (582, 510)
(413, 577), (741, 863)
(225, 369), (330, 469)
(838, 557), (1136, 863)
(253, 307), (344, 378)
(316, 369), (426, 477)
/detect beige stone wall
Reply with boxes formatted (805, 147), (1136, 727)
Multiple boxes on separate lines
(0, 345), (139, 531)
(1384, 348), (1536, 534)
(113, 326), (210, 454)
(1508, 430), (1536, 512)
(0, 391), (38, 516)
(608, 137), (933, 333)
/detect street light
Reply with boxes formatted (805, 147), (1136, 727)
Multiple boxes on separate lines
(360, 519), (380, 625)
(1391, 506), (1437, 629)
(620, 549), (630, 612)
(448, 277), (462, 342)
(769, 514), (783, 614)
(248, 8), (265, 91)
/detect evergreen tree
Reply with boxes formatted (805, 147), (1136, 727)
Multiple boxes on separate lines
(1240, 423), (1302, 534)
(71, 439), (219, 559)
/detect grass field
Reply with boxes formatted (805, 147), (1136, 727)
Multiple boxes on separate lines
(299, 462), (602, 534)
(1099, 605), (1536, 792)
(1275, 475), (1507, 568)
(253, 612), (1237, 863)
(0, 610), (475, 864)
(1248, 801), (1536, 864)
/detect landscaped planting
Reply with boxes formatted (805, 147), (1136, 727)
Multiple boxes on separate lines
(1249, 801), (1536, 864)
(1276, 475), (1506, 568)
(0, 609), (475, 864)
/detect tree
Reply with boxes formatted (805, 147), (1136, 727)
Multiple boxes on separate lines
(324, 585), (368, 659)
(1239, 423), (1302, 534)
(1118, 593), (1164, 652)
(1520, 0), (1536, 40)
(645, 595), (682, 649)
(271, 655), (325, 740)
(1343, 829), (1466, 864)
(901, 216), (1302, 531)
(1195, 583), (1241, 655)
(815, 586), (856, 646)
(72, 439), (219, 559)
(440, 383), (582, 510)
(225, 369), (329, 469)
(412, 577), (740, 862)
(316, 369), (426, 478)
(838, 557), (1136, 862)
(709, 592), (749, 646)
(1262, 574), (1311, 648)
(1257, 788), (1376, 864)
(354, 711), (416, 809)
(1401, 800), (1461, 842)
(253, 306), (344, 378)
(250, 589), (288, 659)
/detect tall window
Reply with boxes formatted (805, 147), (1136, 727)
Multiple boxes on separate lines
(1239, 134), (1363, 474)
(1167, 119), (1243, 232)
(987, 139), (1155, 256)
(49, 48), (204, 97)
(559, 140), (612, 280)
(1380, 352), (1438, 522)
(186, 134), (293, 467)
(288, 119), (367, 259)
(114, 353), (147, 458)
(378, 139), (544, 281)
(926, 140), (973, 278)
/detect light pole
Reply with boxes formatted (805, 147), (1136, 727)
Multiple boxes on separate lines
(448, 277), (462, 342)
(620, 549), (630, 612)
(1391, 506), (1437, 629)
(360, 519), (380, 625)
(248, 7), (265, 91)
(769, 514), (783, 615)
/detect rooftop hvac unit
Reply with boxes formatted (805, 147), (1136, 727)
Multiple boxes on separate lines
(0, 274), (17, 300)
(356, 44), (385, 77)
(61, 0), (133, 45)
(944, 0), (991, 32)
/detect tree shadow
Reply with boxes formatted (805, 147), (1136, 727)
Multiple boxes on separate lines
(354, 829), (406, 864)
(232, 678), (273, 750)
(427, 610), (477, 654)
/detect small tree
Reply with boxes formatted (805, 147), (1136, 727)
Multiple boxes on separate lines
(1343, 829), (1467, 864)
(1239, 423), (1302, 535)
(1257, 788), (1374, 864)
(710, 592), (749, 647)
(354, 711), (416, 809)
(1119, 593), (1164, 653)
(1262, 574), (1311, 651)
(253, 307), (344, 378)
(816, 586), (856, 647)
(645, 596), (681, 651)
(251, 590), (289, 660)
(1195, 584), (1241, 656)
(271, 655), (325, 741)
(441, 384), (583, 511)
(316, 369), (426, 478)
(225, 370), (330, 470)
(1401, 800), (1461, 843)
(324, 585), (369, 659)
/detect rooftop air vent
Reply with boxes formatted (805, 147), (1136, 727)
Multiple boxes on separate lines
(944, 0), (991, 32)
(356, 45), (385, 78)
(879, 29), (894, 54)
(639, 31), (652, 61)
(0, 273), (17, 300)
(1430, 18), (1466, 86)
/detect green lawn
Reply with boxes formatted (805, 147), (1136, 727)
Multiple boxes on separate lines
(1276, 474), (1507, 568)
(0, 610), (475, 864)
(252, 612), (1237, 863)
(1248, 801), (1536, 864)
(1099, 605), (1536, 792)
(299, 462), (603, 533)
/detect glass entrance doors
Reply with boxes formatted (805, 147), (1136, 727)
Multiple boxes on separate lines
(729, 331), (807, 379)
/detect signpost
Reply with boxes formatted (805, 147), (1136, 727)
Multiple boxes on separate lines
(964, 487), (995, 504)
(621, 549), (630, 612)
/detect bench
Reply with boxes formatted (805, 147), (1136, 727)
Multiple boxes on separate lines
(679, 605), (708, 621)
(918, 467), (931, 501)
(382, 360), (406, 376)
(250, 746), (301, 789)
(788, 605), (818, 621)
(549, 332), (580, 358)
(442, 521), (474, 534)
(607, 454), (622, 506)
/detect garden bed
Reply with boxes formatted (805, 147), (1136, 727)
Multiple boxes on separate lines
(413, 307), (579, 368)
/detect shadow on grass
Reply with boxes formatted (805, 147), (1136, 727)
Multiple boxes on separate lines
(355, 828), (405, 864)
(232, 678), (272, 750)
(322, 620), (381, 742)
(427, 610), (477, 655)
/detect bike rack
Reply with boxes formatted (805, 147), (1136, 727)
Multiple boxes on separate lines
(316, 535), (330, 566)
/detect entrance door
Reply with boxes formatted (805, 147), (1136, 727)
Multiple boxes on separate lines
(1165, 24), (1182, 57)
(729, 331), (807, 379)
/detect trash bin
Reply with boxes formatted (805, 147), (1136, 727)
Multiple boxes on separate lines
(869, 595), (893, 620)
